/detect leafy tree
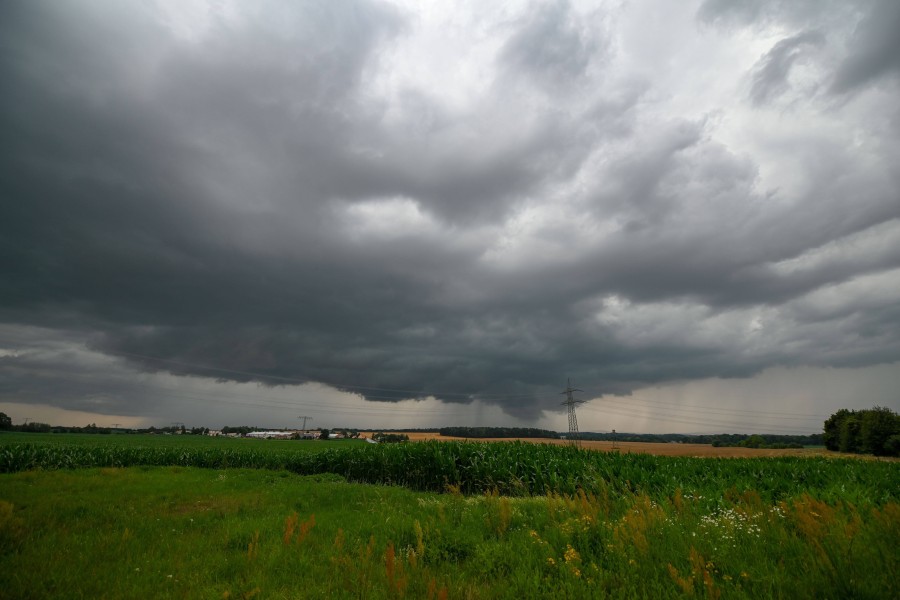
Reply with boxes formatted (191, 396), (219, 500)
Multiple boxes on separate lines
(319, 428), (331, 440)
(222, 426), (253, 435)
(823, 409), (851, 451)
(886, 434), (900, 457)
(0, 412), (11, 430)
(741, 435), (766, 449)
(439, 427), (559, 439)
(859, 406), (900, 456)
(838, 413), (862, 453)
(22, 421), (52, 433)
(823, 407), (900, 457)
(372, 432), (408, 443)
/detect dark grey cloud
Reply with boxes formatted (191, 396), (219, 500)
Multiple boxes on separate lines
(500, 0), (605, 87)
(1, 0), (899, 426)
(696, 0), (766, 26)
(697, 0), (854, 29)
(832, 0), (900, 93)
(700, 0), (900, 97)
(749, 31), (825, 105)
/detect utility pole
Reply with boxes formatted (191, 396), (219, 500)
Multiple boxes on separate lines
(297, 415), (312, 431)
(560, 379), (584, 447)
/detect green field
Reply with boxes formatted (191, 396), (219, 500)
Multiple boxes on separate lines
(0, 431), (370, 450)
(1, 434), (898, 598)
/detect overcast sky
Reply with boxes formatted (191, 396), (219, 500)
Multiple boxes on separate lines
(2, 0), (899, 434)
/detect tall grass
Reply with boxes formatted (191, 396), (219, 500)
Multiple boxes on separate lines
(2, 435), (898, 597)
(1, 467), (897, 598)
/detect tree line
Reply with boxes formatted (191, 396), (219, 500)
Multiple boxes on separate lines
(371, 432), (409, 443)
(0, 416), (209, 436)
(823, 406), (899, 456)
(5, 408), (897, 456)
(439, 427), (560, 439)
(577, 431), (823, 447)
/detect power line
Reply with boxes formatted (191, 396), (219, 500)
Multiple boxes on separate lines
(13, 376), (823, 433)
(111, 350), (834, 421)
(593, 396), (825, 425)
(560, 379), (585, 447)
(95, 377), (824, 426)
(578, 402), (822, 434)
(579, 401), (819, 432)
(597, 394), (830, 419)
(10, 356), (830, 434)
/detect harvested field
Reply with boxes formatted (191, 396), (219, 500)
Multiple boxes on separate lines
(381, 431), (828, 458)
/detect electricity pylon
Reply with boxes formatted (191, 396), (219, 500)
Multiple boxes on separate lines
(298, 415), (312, 431)
(560, 379), (584, 447)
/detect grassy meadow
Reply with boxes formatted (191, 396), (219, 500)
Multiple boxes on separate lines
(0, 433), (898, 598)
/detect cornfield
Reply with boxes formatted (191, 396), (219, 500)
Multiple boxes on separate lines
(2, 440), (896, 504)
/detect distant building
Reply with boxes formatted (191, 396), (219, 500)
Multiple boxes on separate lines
(245, 431), (294, 440)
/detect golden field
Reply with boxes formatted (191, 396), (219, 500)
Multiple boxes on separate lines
(376, 431), (835, 458)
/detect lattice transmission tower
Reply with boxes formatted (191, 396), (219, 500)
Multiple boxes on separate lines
(560, 379), (584, 447)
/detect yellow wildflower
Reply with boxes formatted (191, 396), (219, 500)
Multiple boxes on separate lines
(564, 544), (581, 564)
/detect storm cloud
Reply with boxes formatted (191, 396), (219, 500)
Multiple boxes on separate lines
(1, 0), (898, 430)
